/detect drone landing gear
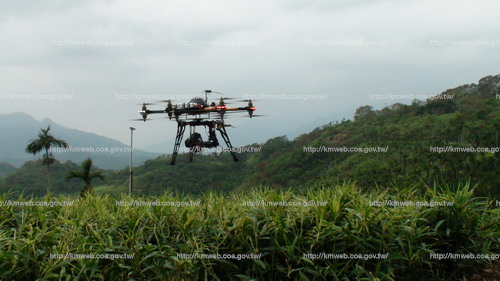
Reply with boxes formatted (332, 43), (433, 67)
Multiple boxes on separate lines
(171, 122), (186, 165)
(216, 124), (239, 162)
(170, 120), (239, 165)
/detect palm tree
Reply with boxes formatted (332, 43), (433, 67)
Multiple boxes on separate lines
(25, 125), (68, 189)
(66, 158), (104, 197)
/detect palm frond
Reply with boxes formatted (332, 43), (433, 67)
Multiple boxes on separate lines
(66, 158), (105, 193)
(66, 170), (85, 180)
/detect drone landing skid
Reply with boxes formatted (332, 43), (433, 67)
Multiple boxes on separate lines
(170, 121), (238, 165)
(216, 124), (239, 163)
(170, 122), (186, 165)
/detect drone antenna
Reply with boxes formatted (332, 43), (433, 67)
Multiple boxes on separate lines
(204, 90), (225, 104)
(204, 90), (211, 104)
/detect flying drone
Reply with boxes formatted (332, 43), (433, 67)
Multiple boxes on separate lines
(133, 90), (260, 165)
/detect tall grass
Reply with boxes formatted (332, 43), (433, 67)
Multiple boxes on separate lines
(0, 184), (498, 280)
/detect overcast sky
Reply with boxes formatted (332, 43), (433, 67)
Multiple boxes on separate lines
(1, 0), (499, 151)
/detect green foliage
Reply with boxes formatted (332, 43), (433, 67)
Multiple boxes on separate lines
(0, 184), (497, 280)
(238, 76), (500, 197)
(1, 160), (89, 196)
(103, 152), (255, 195)
(25, 125), (69, 165)
(66, 158), (105, 197)
(25, 125), (69, 189)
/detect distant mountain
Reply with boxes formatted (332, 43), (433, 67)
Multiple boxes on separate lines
(0, 162), (16, 178)
(0, 112), (160, 169)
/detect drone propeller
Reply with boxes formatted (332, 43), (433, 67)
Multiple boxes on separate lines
(213, 110), (257, 118)
(205, 90), (224, 95)
(247, 114), (265, 118)
(237, 99), (260, 102)
(129, 118), (162, 122)
(158, 99), (176, 103)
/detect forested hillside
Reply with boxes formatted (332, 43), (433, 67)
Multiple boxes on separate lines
(243, 74), (499, 195)
(0, 162), (16, 178)
(0, 160), (91, 196)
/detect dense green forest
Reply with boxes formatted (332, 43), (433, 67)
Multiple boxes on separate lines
(2, 75), (498, 198)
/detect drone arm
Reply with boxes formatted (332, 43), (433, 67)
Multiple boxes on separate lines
(138, 109), (167, 120)
(144, 110), (167, 114)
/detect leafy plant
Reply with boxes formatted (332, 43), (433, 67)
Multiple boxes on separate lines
(25, 125), (68, 190)
(0, 184), (497, 280)
(66, 158), (105, 197)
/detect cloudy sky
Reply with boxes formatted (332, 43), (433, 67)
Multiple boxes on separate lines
(1, 0), (499, 151)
